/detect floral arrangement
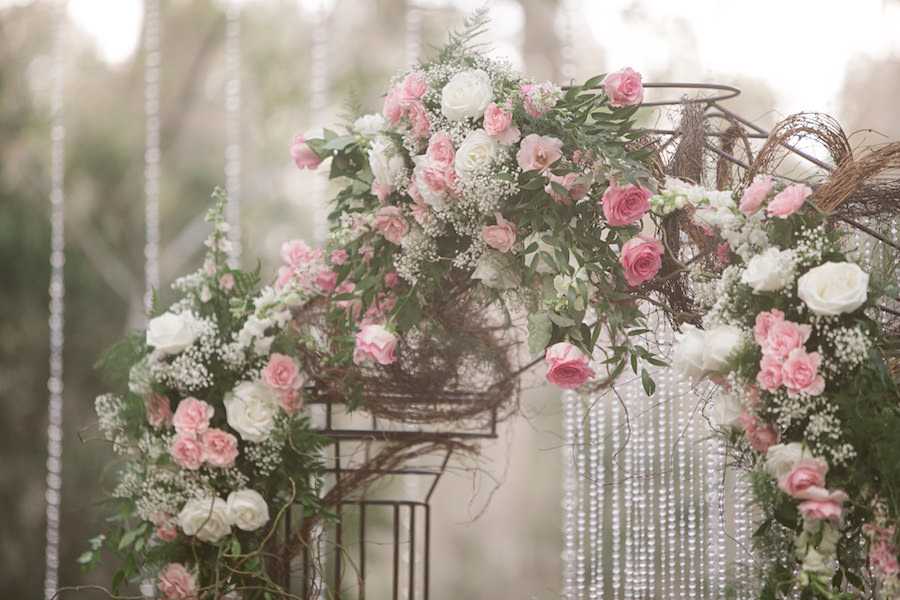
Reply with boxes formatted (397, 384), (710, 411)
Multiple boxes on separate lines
(663, 175), (900, 598)
(81, 192), (330, 598)
(292, 13), (664, 397)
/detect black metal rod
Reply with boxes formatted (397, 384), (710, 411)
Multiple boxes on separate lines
(409, 505), (416, 598)
(359, 503), (366, 599)
(426, 450), (453, 504)
(424, 503), (431, 600)
(392, 505), (400, 600)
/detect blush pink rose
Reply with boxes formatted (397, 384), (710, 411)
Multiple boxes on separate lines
(158, 563), (198, 600)
(315, 269), (338, 292)
(777, 458), (828, 499)
(739, 412), (778, 453)
(172, 397), (214, 436)
(738, 175), (773, 214)
(763, 320), (812, 360)
(601, 179), (652, 226)
(483, 101), (521, 145)
(754, 308), (785, 346)
(546, 172), (588, 205)
(275, 266), (295, 293)
(145, 395), (173, 429)
(426, 132), (455, 166)
(355, 324), (398, 366)
(290, 135), (324, 170)
(767, 183), (812, 218)
(782, 348), (825, 397)
(152, 512), (178, 542)
(602, 67), (644, 107)
(482, 213), (517, 252)
(371, 180), (389, 203)
(261, 353), (303, 392)
(280, 239), (314, 267)
(620, 236), (664, 286)
(171, 433), (205, 470)
(756, 353), (784, 392)
(200, 428), (239, 469)
(278, 389), (304, 415)
(516, 134), (564, 173)
(799, 493), (848, 520)
(372, 206), (410, 245)
(544, 342), (596, 389)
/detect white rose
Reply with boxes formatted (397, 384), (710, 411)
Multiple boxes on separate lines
(226, 489), (270, 531)
(454, 129), (500, 183)
(671, 324), (707, 380)
(224, 380), (279, 443)
(741, 247), (794, 293)
(146, 311), (196, 355)
(702, 324), (743, 372)
(353, 113), (386, 136)
(797, 261), (868, 316)
(765, 442), (814, 478)
(472, 250), (519, 289)
(710, 390), (744, 430)
(178, 496), (231, 543)
(368, 135), (405, 193)
(523, 231), (556, 275)
(440, 69), (493, 121)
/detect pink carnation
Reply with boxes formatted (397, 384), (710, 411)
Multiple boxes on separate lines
(171, 433), (205, 470)
(544, 342), (596, 389)
(516, 134), (564, 173)
(280, 239), (314, 267)
(262, 353), (303, 392)
(355, 324), (398, 366)
(483, 101), (521, 145)
(372, 206), (409, 245)
(716, 243), (730, 263)
(371, 180), (389, 203)
(756, 353), (784, 392)
(426, 132), (455, 166)
(200, 428), (239, 469)
(145, 395), (173, 429)
(152, 512), (178, 542)
(602, 67), (644, 107)
(275, 265), (295, 293)
(738, 175), (773, 214)
(172, 397), (214, 436)
(763, 320), (812, 361)
(400, 71), (428, 100)
(782, 348), (825, 397)
(290, 135), (324, 170)
(407, 100), (431, 138)
(601, 179), (652, 226)
(753, 308), (785, 346)
(777, 458), (828, 499)
(739, 412), (777, 453)
(767, 183), (812, 218)
(158, 563), (198, 600)
(482, 213), (517, 253)
(620, 236), (664, 286)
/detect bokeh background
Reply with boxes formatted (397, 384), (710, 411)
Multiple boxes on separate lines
(2, 0), (898, 597)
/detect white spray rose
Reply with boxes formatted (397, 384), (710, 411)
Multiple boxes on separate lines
(671, 324), (707, 380)
(224, 380), (279, 443)
(146, 311), (196, 355)
(741, 247), (795, 292)
(440, 69), (493, 121)
(702, 324), (743, 372)
(178, 496), (231, 543)
(710, 390), (744, 430)
(797, 261), (869, 316)
(454, 129), (500, 183)
(368, 135), (405, 193)
(226, 489), (270, 532)
(353, 113), (387, 136)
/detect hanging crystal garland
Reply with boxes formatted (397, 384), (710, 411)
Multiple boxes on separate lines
(224, 1), (242, 267)
(144, 0), (162, 317)
(43, 1), (66, 597)
(309, 0), (331, 244)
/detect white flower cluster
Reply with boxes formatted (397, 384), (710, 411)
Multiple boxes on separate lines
(147, 315), (219, 393)
(95, 394), (130, 453)
(817, 324), (872, 376)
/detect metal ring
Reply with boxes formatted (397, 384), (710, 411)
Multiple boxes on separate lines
(563, 81), (741, 107)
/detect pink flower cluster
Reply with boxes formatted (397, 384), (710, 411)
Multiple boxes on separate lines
(276, 239), (341, 295)
(158, 562), (198, 600)
(864, 521), (900, 579)
(520, 81), (561, 117)
(383, 72), (430, 138)
(170, 397), (239, 470)
(261, 353), (305, 414)
(740, 412), (778, 453)
(544, 342), (596, 389)
(145, 394), (173, 429)
(754, 309), (825, 398)
(152, 511), (178, 542)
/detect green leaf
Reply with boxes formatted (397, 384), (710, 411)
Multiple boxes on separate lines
(548, 312), (576, 328)
(527, 312), (553, 359)
(641, 369), (656, 396)
(322, 135), (359, 152)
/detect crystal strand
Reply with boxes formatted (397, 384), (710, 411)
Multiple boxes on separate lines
(558, 0), (577, 83)
(676, 375), (689, 599)
(686, 393), (698, 600)
(143, 0), (161, 317)
(43, 2), (65, 598)
(593, 390), (606, 598)
(405, 0), (422, 67)
(634, 379), (648, 598)
(733, 468), (748, 597)
(575, 394), (587, 598)
(588, 391), (602, 599)
(310, 0), (330, 244)
(714, 437), (728, 599)
(610, 388), (622, 600)
(623, 380), (635, 600)
(662, 361), (675, 599)
(562, 389), (578, 598)
(224, 2), (242, 267)
(646, 364), (658, 598)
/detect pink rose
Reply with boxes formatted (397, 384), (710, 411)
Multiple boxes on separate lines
(756, 353), (784, 392)
(200, 428), (238, 469)
(152, 512), (178, 542)
(275, 265), (295, 293)
(782, 348), (825, 397)
(278, 389), (304, 415)
(172, 397), (214, 436)
(219, 273), (235, 291)
(799, 492), (848, 520)
(545, 342), (596, 389)
(481, 212), (517, 253)
(483, 102), (521, 145)
(384, 270), (401, 288)
(739, 412), (777, 453)
(383, 86), (404, 125)
(171, 433), (205, 470)
(280, 239), (314, 267)
(601, 179), (652, 226)
(754, 308), (785, 346)
(426, 132), (455, 166)
(763, 320), (811, 361)
(261, 353), (303, 392)
(546, 172), (588, 205)
(315, 269), (338, 292)
(516, 134), (564, 173)
(355, 324), (398, 366)
(602, 67), (644, 107)
(372, 206), (410, 245)
(738, 175), (773, 214)
(620, 236), (664, 286)
(777, 459), (828, 499)
(290, 135), (324, 170)
(767, 183), (811, 218)
(371, 180), (389, 203)
(158, 563), (197, 600)
(145, 395), (173, 429)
